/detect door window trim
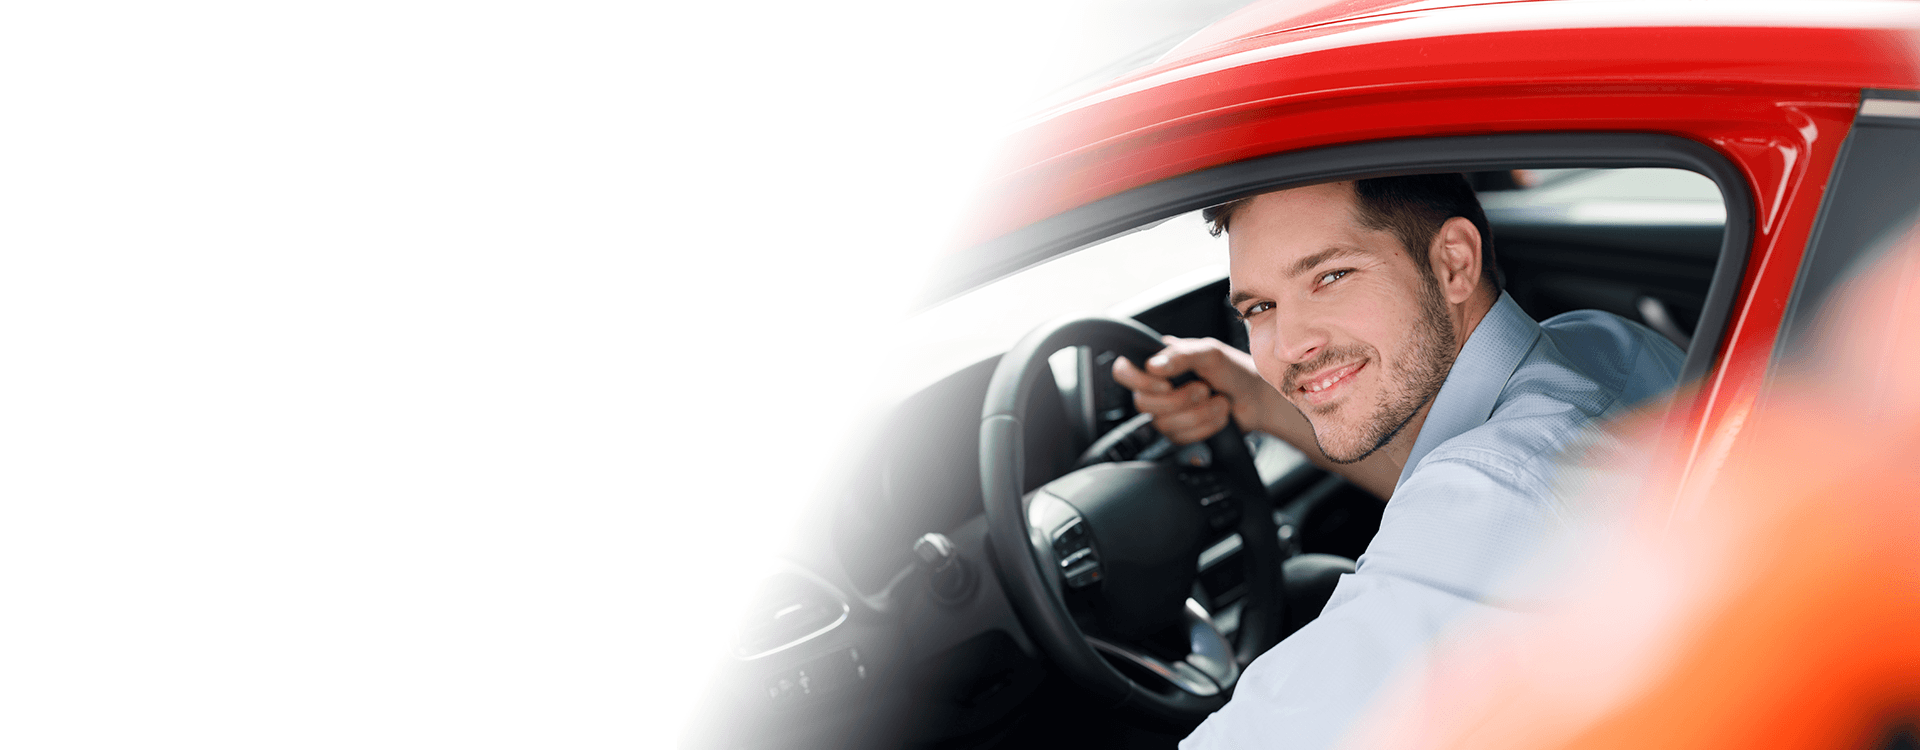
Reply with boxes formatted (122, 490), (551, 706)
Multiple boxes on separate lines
(1773, 89), (1920, 365)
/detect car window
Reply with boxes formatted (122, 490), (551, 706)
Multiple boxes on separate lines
(898, 213), (1227, 391)
(1480, 168), (1725, 228)
(912, 167), (1724, 377)
(1477, 168), (1726, 351)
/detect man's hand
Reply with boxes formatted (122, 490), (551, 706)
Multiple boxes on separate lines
(1115, 336), (1401, 498)
(1111, 336), (1282, 445)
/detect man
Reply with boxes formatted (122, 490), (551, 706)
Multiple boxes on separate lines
(1110, 175), (1685, 748)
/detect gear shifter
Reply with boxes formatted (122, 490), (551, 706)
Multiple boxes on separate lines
(913, 532), (976, 605)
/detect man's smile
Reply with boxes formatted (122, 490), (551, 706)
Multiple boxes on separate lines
(1292, 360), (1366, 407)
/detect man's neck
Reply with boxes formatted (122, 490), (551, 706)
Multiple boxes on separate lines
(1370, 393), (1438, 496)
(1450, 290), (1497, 354)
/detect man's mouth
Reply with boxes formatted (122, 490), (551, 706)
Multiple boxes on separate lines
(1294, 361), (1365, 406)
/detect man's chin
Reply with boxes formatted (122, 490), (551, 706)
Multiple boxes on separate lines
(1314, 400), (1430, 465)
(1316, 440), (1383, 465)
(1308, 424), (1385, 465)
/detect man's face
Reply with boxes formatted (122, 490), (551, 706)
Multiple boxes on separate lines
(1226, 182), (1457, 463)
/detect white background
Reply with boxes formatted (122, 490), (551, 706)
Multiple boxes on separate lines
(0, 1), (1251, 746)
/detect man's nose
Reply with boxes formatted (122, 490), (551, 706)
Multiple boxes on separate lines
(1269, 312), (1328, 364)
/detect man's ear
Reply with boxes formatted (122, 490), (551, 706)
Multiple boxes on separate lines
(1428, 217), (1483, 305)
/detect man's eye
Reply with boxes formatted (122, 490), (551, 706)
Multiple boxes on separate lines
(1317, 269), (1351, 286)
(1239, 301), (1274, 319)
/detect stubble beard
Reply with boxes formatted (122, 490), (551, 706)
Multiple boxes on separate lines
(1298, 274), (1458, 464)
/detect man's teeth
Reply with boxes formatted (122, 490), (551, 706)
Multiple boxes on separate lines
(1303, 369), (1347, 393)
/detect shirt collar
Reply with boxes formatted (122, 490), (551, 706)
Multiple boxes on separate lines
(1392, 292), (1541, 492)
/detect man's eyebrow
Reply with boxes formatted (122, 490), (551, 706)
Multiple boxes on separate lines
(1227, 288), (1259, 310)
(1288, 245), (1369, 278)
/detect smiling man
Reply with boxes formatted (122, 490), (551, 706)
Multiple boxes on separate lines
(1111, 175), (1685, 748)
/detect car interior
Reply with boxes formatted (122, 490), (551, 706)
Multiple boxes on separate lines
(686, 163), (1737, 750)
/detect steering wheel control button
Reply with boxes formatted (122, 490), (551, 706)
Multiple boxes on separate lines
(914, 532), (977, 605)
(1176, 471), (1242, 530)
(1051, 517), (1089, 550)
(1176, 442), (1213, 468)
(1057, 547), (1093, 569)
(1048, 518), (1103, 588)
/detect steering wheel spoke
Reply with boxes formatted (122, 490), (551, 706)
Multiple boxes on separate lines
(1083, 598), (1241, 698)
(1182, 598), (1241, 690)
(1086, 637), (1222, 697)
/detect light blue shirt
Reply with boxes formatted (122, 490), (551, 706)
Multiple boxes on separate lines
(1181, 293), (1684, 750)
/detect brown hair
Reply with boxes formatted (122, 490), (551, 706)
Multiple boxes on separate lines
(1202, 174), (1503, 292)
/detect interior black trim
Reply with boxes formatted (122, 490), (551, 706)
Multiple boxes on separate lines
(932, 133), (1756, 387)
(1861, 87), (1920, 103)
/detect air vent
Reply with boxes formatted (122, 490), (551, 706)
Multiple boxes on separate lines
(733, 571), (850, 660)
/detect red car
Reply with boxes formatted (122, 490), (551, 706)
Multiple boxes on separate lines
(690, 1), (1920, 747)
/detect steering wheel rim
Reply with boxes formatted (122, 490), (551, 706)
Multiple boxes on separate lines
(979, 315), (1289, 727)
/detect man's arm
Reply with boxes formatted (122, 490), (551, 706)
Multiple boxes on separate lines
(1112, 336), (1401, 499)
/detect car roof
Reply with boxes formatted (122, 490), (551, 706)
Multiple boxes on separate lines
(1159, 0), (1554, 63)
(948, 0), (1920, 259)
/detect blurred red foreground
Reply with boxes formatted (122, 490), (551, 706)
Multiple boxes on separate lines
(1346, 231), (1920, 750)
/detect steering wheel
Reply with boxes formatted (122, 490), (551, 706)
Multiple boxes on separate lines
(979, 315), (1289, 728)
